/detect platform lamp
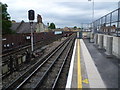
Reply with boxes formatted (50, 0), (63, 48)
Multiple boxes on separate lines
(28, 10), (35, 52)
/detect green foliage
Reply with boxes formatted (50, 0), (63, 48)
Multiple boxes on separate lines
(73, 26), (77, 29)
(48, 23), (56, 29)
(1, 2), (15, 34)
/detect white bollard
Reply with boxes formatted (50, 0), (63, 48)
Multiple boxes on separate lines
(98, 34), (104, 49)
(105, 36), (113, 57)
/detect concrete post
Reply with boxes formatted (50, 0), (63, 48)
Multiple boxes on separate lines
(103, 35), (109, 49)
(94, 34), (98, 45)
(112, 37), (120, 59)
(105, 36), (113, 56)
(77, 32), (79, 38)
(98, 34), (103, 49)
(90, 32), (94, 43)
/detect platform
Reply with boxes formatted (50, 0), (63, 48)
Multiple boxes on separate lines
(66, 39), (119, 89)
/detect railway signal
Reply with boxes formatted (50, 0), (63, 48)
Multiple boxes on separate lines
(28, 10), (35, 21)
(28, 10), (35, 52)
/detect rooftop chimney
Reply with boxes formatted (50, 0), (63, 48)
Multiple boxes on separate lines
(37, 14), (42, 23)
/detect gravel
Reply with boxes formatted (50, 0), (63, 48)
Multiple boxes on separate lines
(2, 37), (67, 88)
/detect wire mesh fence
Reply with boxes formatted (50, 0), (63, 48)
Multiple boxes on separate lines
(93, 8), (120, 36)
(81, 23), (92, 32)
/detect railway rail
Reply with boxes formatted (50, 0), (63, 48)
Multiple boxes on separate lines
(2, 35), (63, 78)
(3, 38), (51, 57)
(3, 33), (76, 89)
(38, 35), (75, 89)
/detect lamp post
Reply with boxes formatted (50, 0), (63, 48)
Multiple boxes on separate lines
(118, 1), (120, 8)
(88, 0), (94, 42)
(28, 10), (35, 52)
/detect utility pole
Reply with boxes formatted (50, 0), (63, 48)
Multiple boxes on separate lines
(118, 1), (120, 8)
(88, 0), (95, 42)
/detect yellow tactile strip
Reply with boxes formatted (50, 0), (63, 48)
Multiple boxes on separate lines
(77, 39), (82, 89)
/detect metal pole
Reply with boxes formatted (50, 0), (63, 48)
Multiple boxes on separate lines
(81, 23), (83, 31)
(30, 23), (34, 52)
(92, 0), (94, 22)
(117, 8), (120, 37)
(92, 0), (94, 33)
(88, 0), (95, 42)
(90, 0), (94, 42)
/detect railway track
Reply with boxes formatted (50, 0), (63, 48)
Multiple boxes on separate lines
(3, 33), (76, 89)
(2, 34), (62, 57)
(2, 41), (43, 57)
(2, 35), (62, 78)
(38, 35), (75, 89)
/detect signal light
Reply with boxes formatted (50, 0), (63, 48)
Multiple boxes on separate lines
(28, 10), (35, 20)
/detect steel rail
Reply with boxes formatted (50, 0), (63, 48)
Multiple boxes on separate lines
(3, 34), (73, 90)
(34, 38), (73, 89)
(15, 37), (72, 89)
(52, 38), (75, 89)
(34, 35), (76, 89)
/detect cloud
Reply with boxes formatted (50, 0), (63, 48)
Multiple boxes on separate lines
(3, 0), (120, 3)
(2, 0), (119, 28)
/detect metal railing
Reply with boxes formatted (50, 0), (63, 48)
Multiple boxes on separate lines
(93, 8), (120, 36)
(81, 23), (92, 32)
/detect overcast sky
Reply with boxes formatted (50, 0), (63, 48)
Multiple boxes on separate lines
(1, 0), (120, 28)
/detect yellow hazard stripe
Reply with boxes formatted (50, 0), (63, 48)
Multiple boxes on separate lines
(77, 39), (82, 89)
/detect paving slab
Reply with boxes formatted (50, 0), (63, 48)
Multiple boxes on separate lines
(84, 39), (119, 88)
(66, 39), (119, 89)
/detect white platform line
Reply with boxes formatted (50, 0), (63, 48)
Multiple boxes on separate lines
(80, 39), (106, 88)
(65, 39), (77, 89)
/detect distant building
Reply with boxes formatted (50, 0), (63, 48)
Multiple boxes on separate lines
(10, 15), (48, 33)
(51, 28), (63, 31)
(10, 20), (36, 33)
(36, 14), (48, 32)
(63, 27), (71, 31)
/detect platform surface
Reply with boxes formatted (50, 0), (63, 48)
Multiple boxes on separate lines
(66, 39), (119, 89)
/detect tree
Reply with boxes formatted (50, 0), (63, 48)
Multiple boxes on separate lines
(1, 2), (15, 34)
(73, 26), (77, 29)
(12, 20), (16, 23)
(48, 23), (56, 29)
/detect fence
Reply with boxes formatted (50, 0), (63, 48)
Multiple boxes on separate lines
(93, 8), (120, 36)
(81, 23), (92, 32)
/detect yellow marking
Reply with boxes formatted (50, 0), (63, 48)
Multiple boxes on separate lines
(77, 39), (82, 89)
(82, 79), (89, 84)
